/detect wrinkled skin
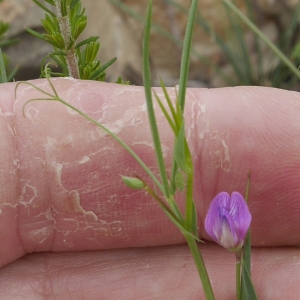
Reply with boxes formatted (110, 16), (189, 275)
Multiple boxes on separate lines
(0, 78), (300, 299)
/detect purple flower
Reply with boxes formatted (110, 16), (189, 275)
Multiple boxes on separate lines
(204, 192), (252, 251)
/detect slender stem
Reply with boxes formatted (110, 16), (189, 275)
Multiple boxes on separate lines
(16, 79), (165, 194)
(185, 236), (215, 300)
(222, 0), (300, 80)
(55, 0), (80, 78)
(57, 97), (164, 193)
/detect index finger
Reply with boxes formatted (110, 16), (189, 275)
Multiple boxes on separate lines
(0, 79), (299, 267)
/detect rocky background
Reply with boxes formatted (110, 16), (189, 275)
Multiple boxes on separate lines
(0, 0), (299, 88)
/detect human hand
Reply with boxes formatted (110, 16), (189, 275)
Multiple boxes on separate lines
(0, 79), (299, 299)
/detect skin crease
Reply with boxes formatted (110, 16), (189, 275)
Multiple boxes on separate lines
(0, 78), (300, 298)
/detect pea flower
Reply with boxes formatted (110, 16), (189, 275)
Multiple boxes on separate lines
(204, 191), (252, 251)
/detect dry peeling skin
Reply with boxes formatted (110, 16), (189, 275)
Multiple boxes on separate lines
(0, 79), (300, 269)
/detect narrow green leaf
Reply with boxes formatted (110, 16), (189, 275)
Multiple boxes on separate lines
(242, 232), (251, 280)
(32, 0), (56, 17)
(0, 37), (19, 48)
(178, 0), (199, 112)
(241, 250), (258, 300)
(70, 0), (80, 10)
(241, 171), (257, 299)
(48, 54), (65, 68)
(75, 36), (99, 49)
(7, 66), (18, 82)
(0, 48), (7, 83)
(25, 28), (47, 41)
(158, 78), (179, 128)
(48, 51), (66, 57)
(223, 2), (253, 84)
(153, 91), (176, 133)
(0, 21), (9, 37)
(89, 57), (117, 80)
(143, 0), (170, 198)
(44, 0), (55, 5)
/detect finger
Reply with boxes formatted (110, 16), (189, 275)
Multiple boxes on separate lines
(1, 79), (300, 266)
(188, 86), (300, 246)
(0, 244), (298, 300)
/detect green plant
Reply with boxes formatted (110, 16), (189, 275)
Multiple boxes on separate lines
(109, 0), (300, 89)
(27, 0), (117, 81)
(0, 0), (19, 83)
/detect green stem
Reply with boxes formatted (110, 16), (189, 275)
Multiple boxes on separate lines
(55, 0), (80, 78)
(185, 236), (215, 300)
(222, 0), (300, 80)
(58, 97), (164, 192)
(185, 165), (194, 230)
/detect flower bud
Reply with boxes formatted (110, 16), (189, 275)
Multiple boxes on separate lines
(204, 192), (252, 251)
(122, 176), (145, 190)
